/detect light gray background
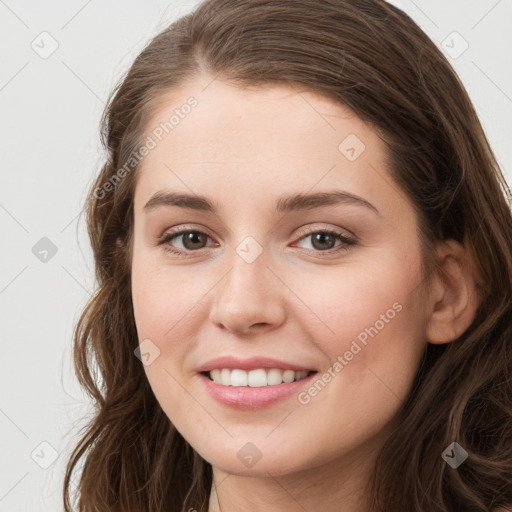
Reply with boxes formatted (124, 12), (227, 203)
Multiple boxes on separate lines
(1, 1), (511, 510)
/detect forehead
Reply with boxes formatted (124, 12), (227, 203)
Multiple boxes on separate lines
(133, 77), (407, 221)
(142, 79), (369, 160)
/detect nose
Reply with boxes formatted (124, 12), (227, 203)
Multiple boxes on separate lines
(208, 246), (287, 335)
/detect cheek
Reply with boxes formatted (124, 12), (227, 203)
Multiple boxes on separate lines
(131, 260), (199, 418)
(291, 254), (426, 390)
(131, 251), (201, 341)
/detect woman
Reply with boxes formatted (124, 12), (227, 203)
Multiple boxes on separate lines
(63, 0), (512, 510)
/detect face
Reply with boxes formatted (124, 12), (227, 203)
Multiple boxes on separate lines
(131, 74), (430, 479)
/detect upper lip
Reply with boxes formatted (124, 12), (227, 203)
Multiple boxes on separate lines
(197, 356), (315, 373)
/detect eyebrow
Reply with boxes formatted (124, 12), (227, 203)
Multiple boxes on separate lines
(143, 190), (381, 216)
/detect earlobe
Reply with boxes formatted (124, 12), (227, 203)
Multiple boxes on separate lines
(425, 239), (482, 345)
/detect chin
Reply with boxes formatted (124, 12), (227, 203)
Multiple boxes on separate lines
(194, 439), (317, 477)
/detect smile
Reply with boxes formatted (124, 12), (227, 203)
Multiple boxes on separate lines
(196, 356), (318, 408)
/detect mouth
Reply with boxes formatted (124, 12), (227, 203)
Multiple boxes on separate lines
(201, 368), (316, 387)
(196, 356), (319, 408)
(198, 368), (319, 409)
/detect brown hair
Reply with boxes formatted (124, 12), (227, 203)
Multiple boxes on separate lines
(63, 0), (512, 510)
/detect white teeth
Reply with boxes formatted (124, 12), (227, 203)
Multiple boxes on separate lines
(282, 370), (295, 383)
(267, 368), (283, 385)
(220, 368), (231, 386)
(248, 369), (267, 387)
(207, 368), (312, 387)
(230, 369), (248, 387)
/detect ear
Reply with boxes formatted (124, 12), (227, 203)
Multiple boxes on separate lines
(425, 239), (483, 344)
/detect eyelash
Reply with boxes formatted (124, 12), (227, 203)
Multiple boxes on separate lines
(156, 225), (357, 258)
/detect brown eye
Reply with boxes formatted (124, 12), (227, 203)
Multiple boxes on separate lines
(158, 229), (215, 255)
(309, 232), (338, 251)
(179, 231), (209, 250)
(294, 227), (356, 255)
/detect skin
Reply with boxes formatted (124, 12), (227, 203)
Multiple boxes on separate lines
(130, 73), (480, 511)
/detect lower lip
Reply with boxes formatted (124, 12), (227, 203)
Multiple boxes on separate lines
(199, 372), (317, 409)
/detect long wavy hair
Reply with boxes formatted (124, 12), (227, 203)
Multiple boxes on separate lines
(63, 0), (512, 510)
